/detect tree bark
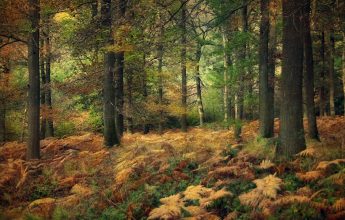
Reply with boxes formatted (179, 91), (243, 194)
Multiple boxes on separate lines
(45, 21), (54, 137)
(328, 32), (336, 116)
(195, 43), (204, 126)
(102, 0), (118, 147)
(0, 100), (5, 143)
(319, 32), (326, 116)
(343, 33), (345, 115)
(180, 0), (187, 132)
(222, 29), (231, 122)
(127, 69), (134, 134)
(115, 0), (126, 137)
(142, 54), (149, 134)
(40, 38), (46, 139)
(278, 0), (306, 158)
(302, 0), (319, 140)
(158, 22), (164, 134)
(27, 0), (40, 159)
(259, 0), (274, 138)
(0, 64), (9, 143)
(235, 4), (248, 121)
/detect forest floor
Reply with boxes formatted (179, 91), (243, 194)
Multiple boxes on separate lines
(0, 117), (345, 220)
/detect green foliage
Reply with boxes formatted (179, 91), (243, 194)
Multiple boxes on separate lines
(55, 121), (76, 138)
(100, 208), (126, 220)
(30, 168), (57, 200)
(243, 137), (277, 159)
(281, 173), (303, 192)
(222, 145), (239, 158)
(273, 203), (323, 220)
(24, 214), (43, 220)
(52, 207), (69, 220)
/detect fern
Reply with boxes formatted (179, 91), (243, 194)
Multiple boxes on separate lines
(296, 170), (324, 182)
(239, 175), (282, 207)
(333, 198), (345, 212)
(258, 159), (275, 169)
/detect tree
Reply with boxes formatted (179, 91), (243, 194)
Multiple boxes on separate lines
(27, 0), (40, 159)
(115, 0), (127, 137)
(222, 27), (231, 122)
(40, 38), (46, 139)
(102, 0), (118, 147)
(277, 0), (306, 158)
(302, 0), (319, 140)
(44, 19), (54, 137)
(180, 0), (187, 132)
(195, 42), (205, 126)
(259, 0), (274, 138)
(327, 31), (336, 116)
(157, 16), (164, 133)
(343, 33), (345, 115)
(319, 32), (326, 116)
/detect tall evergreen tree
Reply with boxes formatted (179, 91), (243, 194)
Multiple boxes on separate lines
(27, 0), (40, 159)
(102, 0), (118, 147)
(259, 0), (274, 138)
(180, 0), (188, 132)
(303, 0), (319, 140)
(278, 0), (306, 158)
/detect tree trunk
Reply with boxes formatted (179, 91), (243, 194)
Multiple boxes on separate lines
(142, 54), (149, 134)
(278, 0), (306, 158)
(157, 21), (164, 134)
(343, 33), (345, 115)
(0, 65), (8, 143)
(180, 0), (187, 132)
(27, 0), (40, 159)
(259, 0), (274, 138)
(328, 32), (336, 116)
(195, 43), (204, 126)
(102, 0), (118, 147)
(222, 29), (231, 122)
(115, 0), (126, 137)
(0, 87), (4, 142)
(127, 70), (134, 134)
(319, 32), (326, 116)
(40, 38), (46, 140)
(303, 0), (319, 140)
(45, 22), (54, 137)
(235, 4), (248, 120)
(0, 100), (5, 143)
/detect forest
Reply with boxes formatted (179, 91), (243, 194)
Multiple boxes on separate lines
(0, 0), (345, 219)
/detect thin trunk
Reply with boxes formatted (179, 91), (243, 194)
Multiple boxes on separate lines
(102, 0), (118, 147)
(27, 0), (40, 159)
(21, 106), (27, 143)
(0, 63), (9, 143)
(328, 32), (336, 116)
(180, 0), (187, 132)
(142, 54), (149, 134)
(40, 38), (46, 139)
(45, 22), (54, 137)
(158, 23), (164, 134)
(0, 101), (5, 143)
(278, 0), (306, 158)
(0, 88), (4, 142)
(127, 72), (134, 134)
(195, 43), (205, 126)
(268, 0), (277, 123)
(319, 32), (326, 116)
(343, 33), (345, 115)
(259, 0), (274, 138)
(235, 4), (248, 120)
(115, 0), (126, 137)
(303, 0), (319, 140)
(222, 29), (231, 122)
